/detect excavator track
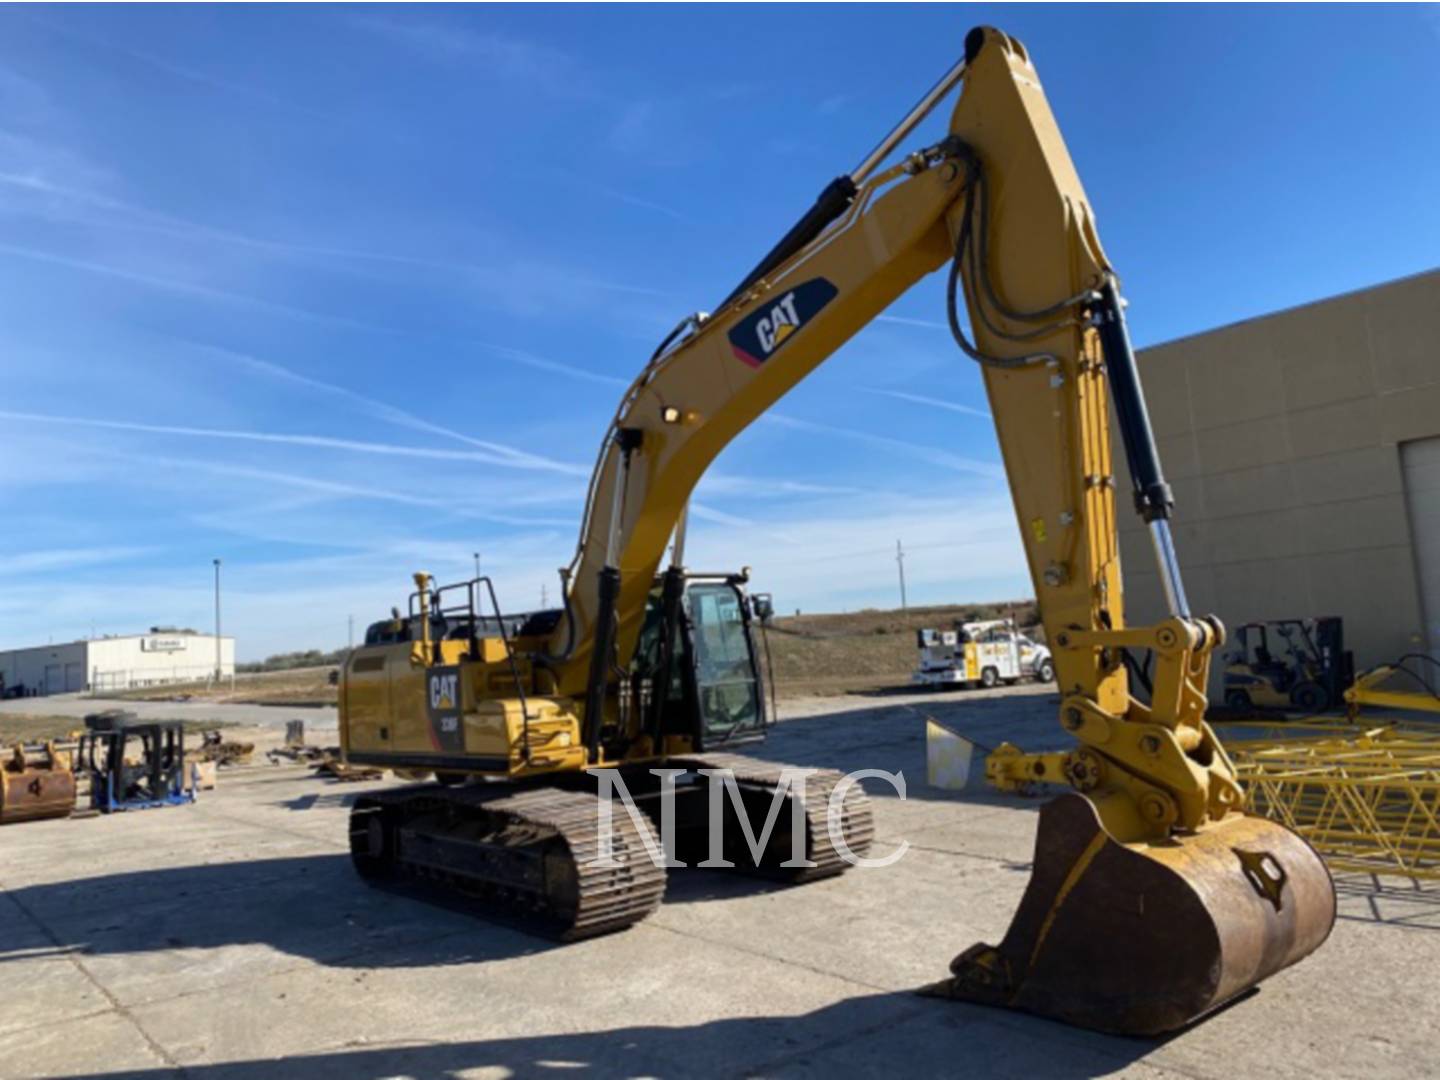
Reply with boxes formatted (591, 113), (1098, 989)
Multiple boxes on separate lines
(675, 754), (875, 880)
(347, 756), (869, 939)
(349, 785), (666, 940)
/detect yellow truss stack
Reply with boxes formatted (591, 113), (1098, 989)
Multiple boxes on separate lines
(1227, 722), (1440, 882)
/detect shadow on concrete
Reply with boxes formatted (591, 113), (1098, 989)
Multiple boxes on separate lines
(839, 683), (936, 699)
(63, 991), (1163, 1080)
(272, 789), (363, 812)
(1, 855), (544, 971)
(1335, 874), (1440, 931)
(0, 853), (818, 973)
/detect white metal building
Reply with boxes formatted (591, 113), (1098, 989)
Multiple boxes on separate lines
(0, 632), (235, 697)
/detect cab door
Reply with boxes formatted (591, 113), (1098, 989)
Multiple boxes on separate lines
(683, 582), (765, 747)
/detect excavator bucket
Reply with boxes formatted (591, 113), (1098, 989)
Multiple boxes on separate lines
(1, 743), (77, 825)
(928, 792), (1335, 1036)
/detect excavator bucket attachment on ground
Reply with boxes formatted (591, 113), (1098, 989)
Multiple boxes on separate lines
(928, 793), (1335, 1036)
(1, 742), (77, 825)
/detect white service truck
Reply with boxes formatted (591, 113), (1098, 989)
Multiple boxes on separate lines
(912, 619), (1054, 689)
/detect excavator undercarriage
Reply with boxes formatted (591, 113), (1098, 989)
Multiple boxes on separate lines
(349, 754), (874, 940)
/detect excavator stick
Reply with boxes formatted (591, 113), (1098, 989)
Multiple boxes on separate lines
(913, 27), (1338, 1034)
(928, 793), (1334, 1035)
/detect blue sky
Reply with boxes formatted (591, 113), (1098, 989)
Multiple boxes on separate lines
(1, 4), (1437, 659)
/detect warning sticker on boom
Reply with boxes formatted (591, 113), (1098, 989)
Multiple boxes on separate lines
(728, 278), (838, 368)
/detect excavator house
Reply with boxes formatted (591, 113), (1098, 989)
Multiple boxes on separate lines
(339, 25), (1335, 1036)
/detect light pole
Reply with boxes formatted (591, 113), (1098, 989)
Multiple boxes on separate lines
(473, 551), (481, 580)
(895, 539), (908, 612)
(213, 558), (223, 681)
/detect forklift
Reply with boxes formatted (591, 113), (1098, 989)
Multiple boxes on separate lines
(1222, 617), (1353, 714)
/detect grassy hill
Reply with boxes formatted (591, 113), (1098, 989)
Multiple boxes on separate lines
(761, 601), (1039, 695)
(86, 600), (1040, 708)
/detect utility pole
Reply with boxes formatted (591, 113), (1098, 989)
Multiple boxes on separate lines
(540, 583), (548, 608)
(348, 614), (354, 650)
(213, 558), (223, 681)
(473, 552), (481, 580)
(895, 539), (908, 612)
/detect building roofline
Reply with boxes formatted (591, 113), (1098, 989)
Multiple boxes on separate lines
(85, 633), (236, 643)
(1138, 264), (1440, 355)
(0, 633), (235, 655)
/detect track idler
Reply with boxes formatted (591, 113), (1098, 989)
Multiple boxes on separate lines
(927, 792), (1335, 1035)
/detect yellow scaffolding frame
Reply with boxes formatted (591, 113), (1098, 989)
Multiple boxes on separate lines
(1226, 722), (1440, 882)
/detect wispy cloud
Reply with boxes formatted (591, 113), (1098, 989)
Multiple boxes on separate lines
(580, 178), (691, 223)
(138, 454), (575, 528)
(0, 171), (446, 267)
(17, 12), (330, 118)
(609, 101), (655, 154)
(0, 546), (159, 576)
(687, 502), (754, 529)
(353, 16), (575, 94)
(469, 341), (629, 388)
(0, 240), (377, 329)
(0, 173), (670, 312)
(864, 387), (991, 419)
(208, 348), (585, 475)
(0, 410), (589, 477)
(0, 66), (55, 125)
(876, 314), (949, 330)
(604, 98), (710, 168)
(0, 130), (111, 193)
(700, 474), (866, 499)
(683, 490), (1029, 610)
(764, 413), (1003, 478)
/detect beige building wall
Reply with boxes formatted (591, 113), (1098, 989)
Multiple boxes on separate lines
(1115, 269), (1440, 679)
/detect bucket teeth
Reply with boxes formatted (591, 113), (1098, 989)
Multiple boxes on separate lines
(926, 792), (1336, 1036)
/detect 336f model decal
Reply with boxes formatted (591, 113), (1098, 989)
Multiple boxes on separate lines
(728, 278), (838, 368)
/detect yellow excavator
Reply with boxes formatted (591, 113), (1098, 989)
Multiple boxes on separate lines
(340, 26), (1334, 1036)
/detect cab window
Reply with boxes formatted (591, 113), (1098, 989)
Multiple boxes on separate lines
(686, 584), (761, 741)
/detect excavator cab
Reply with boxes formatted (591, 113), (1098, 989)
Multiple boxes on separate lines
(632, 571), (768, 750)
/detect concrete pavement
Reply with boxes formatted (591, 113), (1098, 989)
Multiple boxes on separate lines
(1, 685), (1434, 1078)
(0, 692), (337, 733)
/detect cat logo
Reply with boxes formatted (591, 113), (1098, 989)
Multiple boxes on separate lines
(429, 672), (459, 711)
(426, 665), (466, 752)
(756, 293), (801, 354)
(728, 277), (838, 368)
